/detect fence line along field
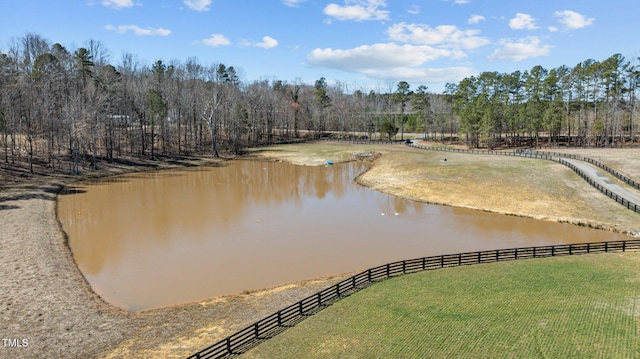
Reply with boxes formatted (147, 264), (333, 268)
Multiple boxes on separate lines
(241, 251), (640, 359)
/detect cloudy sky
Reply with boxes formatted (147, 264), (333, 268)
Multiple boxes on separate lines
(1, 0), (637, 92)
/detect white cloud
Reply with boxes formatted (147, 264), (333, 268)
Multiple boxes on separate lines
(488, 36), (551, 61)
(509, 13), (538, 30)
(324, 0), (389, 22)
(254, 36), (279, 49)
(468, 14), (485, 24)
(184, 0), (212, 12)
(554, 10), (594, 29)
(365, 66), (475, 83)
(101, 0), (133, 9)
(387, 23), (490, 50)
(201, 34), (230, 47)
(105, 25), (171, 36)
(407, 5), (420, 15)
(241, 36), (279, 49)
(283, 0), (306, 7)
(307, 43), (455, 73)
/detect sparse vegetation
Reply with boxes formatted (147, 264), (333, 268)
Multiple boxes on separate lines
(251, 142), (640, 234)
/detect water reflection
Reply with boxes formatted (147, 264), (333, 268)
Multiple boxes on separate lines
(58, 160), (628, 310)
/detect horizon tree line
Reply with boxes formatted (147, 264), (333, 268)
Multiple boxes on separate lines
(0, 33), (638, 175)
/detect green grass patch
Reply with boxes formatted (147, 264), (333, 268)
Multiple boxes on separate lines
(243, 252), (640, 358)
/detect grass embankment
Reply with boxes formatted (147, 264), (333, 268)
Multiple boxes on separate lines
(243, 251), (640, 359)
(248, 142), (640, 234)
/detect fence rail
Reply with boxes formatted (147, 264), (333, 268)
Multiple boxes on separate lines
(406, 143), (640, 215)
(532, 150), (640, 191)
(319, 138), (399, 145)
(558, 159), (640, 214)
(186, 239), (640, 359)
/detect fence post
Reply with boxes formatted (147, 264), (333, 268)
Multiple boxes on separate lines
(458, 253), (462, 266)
(226, 337), (232, 355)
(533, 247), (536, 258)
(441, 255), (444, 268)
(255, 322), (259, 340)
(277, 311), (282, 326)
(551, 246), (555, 256)
(402, 260), (406, 274)
(422, 257), (426, 270)
(605, 242), (608, 252)
(569, 244), (572, 255)
(367, 269), (372, 282)
(299, 301), (303, 315)
(623, 241), (626, 252)
(515, 248), (518, 260)
(317, 292), (322, 306)
(386, 263), (390, 278)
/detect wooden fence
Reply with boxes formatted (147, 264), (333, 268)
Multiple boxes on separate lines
(319, 138), (398, 145)
(532, 150), (640, 191)
(407, 143), (640, 215)
(185, 239), (640, 359)
(558, 158), (640, 213)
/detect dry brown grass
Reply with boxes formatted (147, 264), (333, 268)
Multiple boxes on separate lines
(538, 148), (640, 179)
(251, 142), (640, 235)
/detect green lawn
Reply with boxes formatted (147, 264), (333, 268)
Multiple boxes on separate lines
(243, 252), (640, 358)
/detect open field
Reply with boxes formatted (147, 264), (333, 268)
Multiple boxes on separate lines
(243, 251), (640, 359)
(1, 141), (639, 358)
(248, 142), (640, 235)
(536, 147), (640, 179)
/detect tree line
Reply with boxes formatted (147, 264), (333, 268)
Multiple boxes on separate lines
(449, 54), (639, 149)
(0, 33), (638, 175)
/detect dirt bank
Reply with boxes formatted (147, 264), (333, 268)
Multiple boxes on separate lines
(1, 143), (639, 359)
(0, 158), (350, 359)
(0, 178), (350, 359)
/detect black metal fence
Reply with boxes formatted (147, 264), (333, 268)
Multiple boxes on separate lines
(185, 239), (640, 359)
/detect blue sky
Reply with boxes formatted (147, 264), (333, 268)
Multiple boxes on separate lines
(1, 0), (637, 92)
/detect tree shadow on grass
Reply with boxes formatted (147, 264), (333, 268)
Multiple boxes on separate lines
(0, 204), (20, 210)
(58, 188), (87, 195)
(0, 192), (55, 203)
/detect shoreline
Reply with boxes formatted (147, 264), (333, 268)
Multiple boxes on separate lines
(2, 144), (639, 358)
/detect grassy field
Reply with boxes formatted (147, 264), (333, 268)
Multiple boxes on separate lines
(243, 251), (640, 359)
(247, 142), (640, 234)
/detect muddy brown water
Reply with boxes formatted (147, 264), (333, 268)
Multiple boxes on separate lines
(57, 160), (629, 311)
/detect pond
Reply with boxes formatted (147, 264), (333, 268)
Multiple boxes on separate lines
(57, 160), (628, 310)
